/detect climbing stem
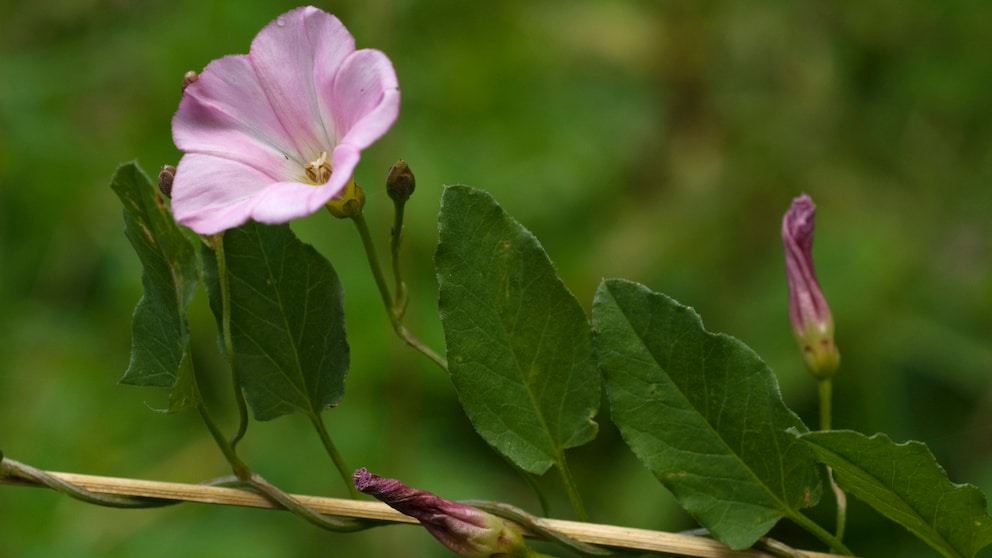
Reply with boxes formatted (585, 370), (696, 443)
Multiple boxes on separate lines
(212, 233), (249, 450)
(196, 399), (251, 480)
(308, 413), (360, 499)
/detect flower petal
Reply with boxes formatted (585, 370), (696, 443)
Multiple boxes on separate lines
(249, 180), (342, 224)
(327, 48), (401, 150)
(172, 153), (352, 235)
(329, 143), (360, 189)
(171, 154), (272, 234)
(249, 6), (354, 160)
(173, 55), (301, 178)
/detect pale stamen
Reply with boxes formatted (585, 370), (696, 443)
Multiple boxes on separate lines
(304, 151), (332, 184)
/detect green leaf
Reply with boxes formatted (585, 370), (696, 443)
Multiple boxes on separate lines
(435, 185), (599, 475)
(803, 430), (992, 558)
(111, 162), (200, 412)
(592, 279), (821, 550)
(201, 221), (348, 421)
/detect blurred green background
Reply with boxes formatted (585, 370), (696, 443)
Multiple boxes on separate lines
(2, 1), (991, 556)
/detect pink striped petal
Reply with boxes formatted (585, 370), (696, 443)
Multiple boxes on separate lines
(328, 49), (401, 150)
(248, 6), (354, 160)
(173, 55), (300, 178)
(171, 154), (272, 234)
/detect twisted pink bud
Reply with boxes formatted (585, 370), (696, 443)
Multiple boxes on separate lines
(782, 194), (839, 379)
(354, 468), (528, 557)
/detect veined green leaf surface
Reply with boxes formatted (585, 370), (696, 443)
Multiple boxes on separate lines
(201, 222), (348, 421)
(592, 279), (821, 550)
(435, 185), (599, 475)
(111, 162), (199, 412)
(803, 430), (992, 558)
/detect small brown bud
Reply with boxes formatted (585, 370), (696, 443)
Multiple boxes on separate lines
(386, 160), (415, 204)
(182, 71), (199, 91)
(158, 165), (177, 198)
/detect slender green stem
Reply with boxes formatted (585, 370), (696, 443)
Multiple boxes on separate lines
(395, 325), (448, 371)
(308, 413), (360, 499)
(183, 343), (249, 480)
(830, 468), (848, 543)
(518, 466), (552, 517)
(195, 398), (250, 480)
(555, 456), (588, 522)
(193, 369), (361, 528)
(817, 378), (847, 543)
(197, 402), (250, 480)
(0, 457), (173, 508)
(247, 473), (368, 532)
(818, 379), (832, 431)
(466, 500), (611, 556)
(390, 199), (408, 316)
(213, 233), (249, 450)
(787, 509), (853, 555)
(349, 212), (448, 372)
(758, 536), (815, 558)
(351, 212), (394, 317)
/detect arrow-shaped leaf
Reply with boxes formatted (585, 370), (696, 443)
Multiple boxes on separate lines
(111, 162), (199, 412)
(803, 430), (992, 558)
(201, 221), (348, 421)
(592, 279), (822, 550)
(435, 185), (600, 475)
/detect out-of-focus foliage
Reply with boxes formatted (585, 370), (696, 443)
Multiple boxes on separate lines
(1, 1), (989, 556)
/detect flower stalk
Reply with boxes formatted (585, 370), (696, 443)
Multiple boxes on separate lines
(340, 187), (448, 372)
(386, 160), (416, 316)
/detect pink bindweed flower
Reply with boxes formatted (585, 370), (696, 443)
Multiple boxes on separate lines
(354, 468), (529, 558)
(782, 194), (839, 379)
(170, 6), (400, 234)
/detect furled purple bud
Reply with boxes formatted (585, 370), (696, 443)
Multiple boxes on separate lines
(782, 194), (839, 379)
(354, 468), (528, 558)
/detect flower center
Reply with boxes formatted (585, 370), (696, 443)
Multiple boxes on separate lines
(304, 151), (332, 184)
